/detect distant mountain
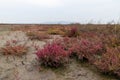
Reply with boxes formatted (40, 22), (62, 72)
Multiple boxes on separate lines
(42, 21), (73, 24)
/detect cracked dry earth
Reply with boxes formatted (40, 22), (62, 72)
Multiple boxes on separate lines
(0, 31), (118, 80)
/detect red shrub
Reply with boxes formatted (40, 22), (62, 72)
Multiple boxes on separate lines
(54, 37), (76, 48)
(52, 37), (78, 56)
(65, 27), (79, 37)
(70, 39), (105, 62)
(94, 47), (120, 75)
(52, 37), (105, 62)
(35, 42), (69, 68)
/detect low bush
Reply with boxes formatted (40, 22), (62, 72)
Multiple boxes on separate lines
(101, 34), (120, 48)
(65, 27), (80, 37)
(35, 42), (69, 68)
(94, 47), (120, 77)
(70, 39), (105, 62)
(26, 31), (51, 40)
(47, 28), (65, 35)
(52, 37), (78, 56)
(0, 40), (28, 56)
(52, 37), (105, 62)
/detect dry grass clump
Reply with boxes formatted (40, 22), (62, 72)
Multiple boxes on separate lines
(47, 28), (65, 35)
(0, 40), (28, 56)
(101, 34), (120, 48)
(26, 31), (51, 41)
(94, 47), (120, 77)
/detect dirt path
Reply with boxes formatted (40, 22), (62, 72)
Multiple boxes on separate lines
(0, 31), (118, 80)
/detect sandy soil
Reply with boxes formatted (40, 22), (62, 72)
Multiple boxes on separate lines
(0, 31), (118, 80)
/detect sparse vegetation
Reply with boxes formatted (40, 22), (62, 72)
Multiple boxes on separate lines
(47, 28), (65, 35)
(94, 47), (120, 77)
(0, 24), (120, 79)
(64, 27), (80, 37)
(26, 31), (51, 40)
(0, 39), (28, 56)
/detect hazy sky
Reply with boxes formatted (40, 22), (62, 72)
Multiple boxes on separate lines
(0, 0), (120, 23)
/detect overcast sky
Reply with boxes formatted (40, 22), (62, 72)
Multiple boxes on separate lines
(0, 0), (120, 24)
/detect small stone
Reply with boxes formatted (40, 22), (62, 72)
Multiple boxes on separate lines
(25, 65), (34, 72)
